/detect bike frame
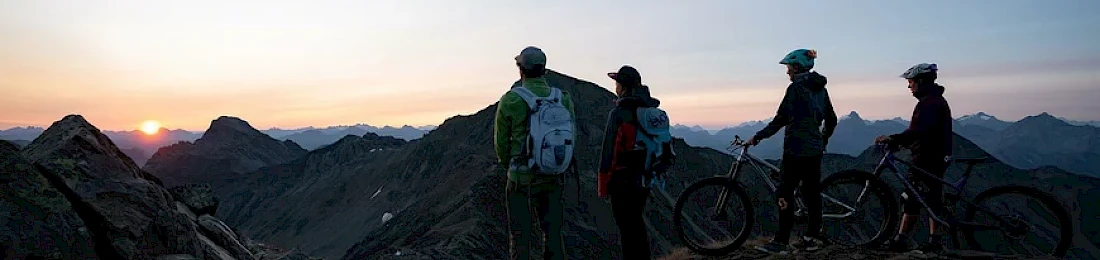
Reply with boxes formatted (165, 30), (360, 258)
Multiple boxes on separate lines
(714, 142), (859, 219)
(870, 146), (1010, 232)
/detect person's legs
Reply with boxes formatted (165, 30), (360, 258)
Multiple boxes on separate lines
(507, 181), (534, 260)
(774, 153), (802, 243)
(796, 155), (829, 251)
(885, 168), (923, 251)
(887, 155), (950, 251)
(801, 155), (824, 237)
(609, 173), (652, 260)
(916, 156), (949, 252)
(628, 188), (653, 260)
(532, 182), (566, 260)
(757, 154), (799, 254)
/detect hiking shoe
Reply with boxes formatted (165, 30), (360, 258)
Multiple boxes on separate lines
(754, 241), (792, 255)
(795, 235), (831, 251)
(916, 235), (946, 254)
(882, 237), (912, 252)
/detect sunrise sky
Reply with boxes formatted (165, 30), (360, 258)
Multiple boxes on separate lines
(2, 0), (1098, 131)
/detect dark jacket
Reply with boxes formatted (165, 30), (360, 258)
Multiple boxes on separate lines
(597, 85), (661, 197)
(890, 83), (953, 158)
(753, 71), (838, 157)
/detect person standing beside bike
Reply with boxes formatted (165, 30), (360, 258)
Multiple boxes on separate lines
(875, 63), (953, 253)
(747, 49), (838, 255)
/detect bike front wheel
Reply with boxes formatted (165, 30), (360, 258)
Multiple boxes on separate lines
(673, 177), (754, 256)
(963, 185), (1074, 257)
(817, 169), (899, 247)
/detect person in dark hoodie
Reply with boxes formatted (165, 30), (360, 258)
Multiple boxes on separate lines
(597, 65), (661, 260)
(749, 49), (838, 255)
(876, 63), (953, 253)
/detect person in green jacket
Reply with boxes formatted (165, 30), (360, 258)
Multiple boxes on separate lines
(494, 46), (575, 260)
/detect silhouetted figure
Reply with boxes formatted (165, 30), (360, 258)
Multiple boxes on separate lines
(494, 46), (576, 260)
(877, 63), (953, 253)
(750, 49), (838, 255)
(598, 65), (675, 260)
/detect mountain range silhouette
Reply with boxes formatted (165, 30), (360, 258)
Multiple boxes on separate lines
(670, 111), (1100, 178)
(2, 71), (1096, 259)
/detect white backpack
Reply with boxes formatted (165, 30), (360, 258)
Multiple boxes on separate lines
(633, 107), (674, 173)
(509, 86), (576, 175)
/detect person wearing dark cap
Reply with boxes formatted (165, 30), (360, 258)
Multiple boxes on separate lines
(598, 65), (672, 260)
(494, 46), (575, 260)
(748, 49), (838, 255)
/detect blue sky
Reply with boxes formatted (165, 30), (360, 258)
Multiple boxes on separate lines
(1, 0), (1098, 130)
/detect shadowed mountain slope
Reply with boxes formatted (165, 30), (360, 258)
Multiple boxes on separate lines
(144, 116), (308, 187)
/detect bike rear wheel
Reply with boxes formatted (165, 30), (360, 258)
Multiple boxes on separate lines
(673, 177), (754, 256)
(817, 170), (899, 247)
(962, 185), (1074, 257)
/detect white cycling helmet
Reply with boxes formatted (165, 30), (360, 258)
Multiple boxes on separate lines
(900, 63), (938, 79)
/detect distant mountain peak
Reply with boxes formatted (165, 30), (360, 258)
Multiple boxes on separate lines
(209, 116), (258, 133)
(672, 124), (708, 132)
(735, 118), (769, 128)
(840, 111), (863, 121)
(2, 126), (45, 131)
(145, 115), (308, 186)
(30, 115), (99, 144)
(60, 114), (92, 127)
(959, 112), (1001, 121)
(1020, 112), (1066, 125)
(197, 116), (269, 144)
(332, 134), (362, 146)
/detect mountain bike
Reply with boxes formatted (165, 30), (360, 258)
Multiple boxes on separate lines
(672, 136), (898, 256)
(829, 143), (1074, 257)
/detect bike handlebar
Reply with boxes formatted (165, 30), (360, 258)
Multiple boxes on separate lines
(873, 142), (903, 153)
(727, 135), (750, 152)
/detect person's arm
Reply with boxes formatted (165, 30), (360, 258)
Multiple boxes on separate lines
(597, 109), (623, 175)
(563, 90), (577, 132)
(753, 85), (797, 141)
(890, 100), (936, 146)
(563, 91), (579, 174)
(494, 92), (522, 165)
(822, 89), (838, 145)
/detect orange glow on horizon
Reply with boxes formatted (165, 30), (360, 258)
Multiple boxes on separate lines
(140, 120), (161, 135)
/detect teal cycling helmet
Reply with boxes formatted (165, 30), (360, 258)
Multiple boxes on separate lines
(779, 49), (818, 69)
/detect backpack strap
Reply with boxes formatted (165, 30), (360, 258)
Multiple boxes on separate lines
(549, 88), (563, 103)
(632, 108), (656, 137)
(509, 87), (539, 111)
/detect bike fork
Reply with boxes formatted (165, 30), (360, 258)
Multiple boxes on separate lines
(713, 188), (730, 220)
(712, 158), (746, 219)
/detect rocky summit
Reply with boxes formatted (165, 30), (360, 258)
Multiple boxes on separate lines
(144, 116), (308, 187)
(1, 139), (98, 259)
(0, 115), (313, 260)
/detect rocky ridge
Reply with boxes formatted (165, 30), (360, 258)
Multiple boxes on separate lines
(0, 115), (314, 260)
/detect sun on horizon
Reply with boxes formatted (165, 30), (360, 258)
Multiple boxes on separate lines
(140, 120), (161, 135)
